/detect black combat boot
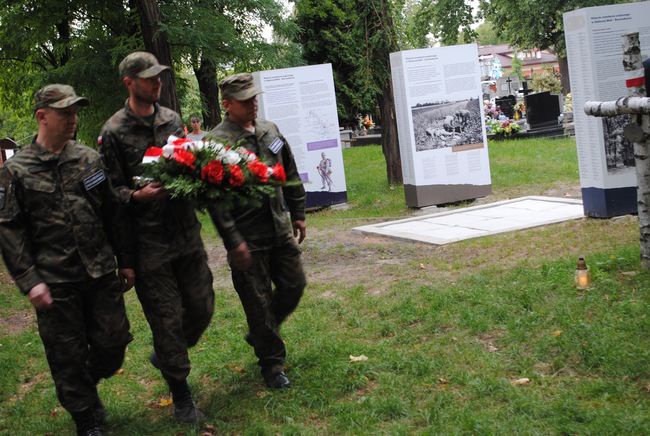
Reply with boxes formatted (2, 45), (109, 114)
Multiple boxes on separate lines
(168, 379), (205, 424)
(262, 366), (291, 389)
(71, 407), (103, 436)
(93, 399), (107, 426)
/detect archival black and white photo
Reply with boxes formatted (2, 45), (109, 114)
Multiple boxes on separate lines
(602, 115), (635, 172)
(411, 98), (483, 152)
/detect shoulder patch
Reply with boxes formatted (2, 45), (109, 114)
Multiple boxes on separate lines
(83, 170), (106, 191)
(269, 138), (284, 154)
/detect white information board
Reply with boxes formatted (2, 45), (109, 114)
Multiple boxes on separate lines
(390, 44), (491, 207)
(564, 1), (650, 216)
(253, 64), (347, 208)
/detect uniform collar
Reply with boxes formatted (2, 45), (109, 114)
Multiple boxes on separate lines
(30, 140), (79, 164)
(123, 99), (166, 126)
(223, 115), (270, 142)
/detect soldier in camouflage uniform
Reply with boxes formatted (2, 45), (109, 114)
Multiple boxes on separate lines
(99, 52), (213, 423)
(0, 84), (134, 436)
(208, 73), (307, 389)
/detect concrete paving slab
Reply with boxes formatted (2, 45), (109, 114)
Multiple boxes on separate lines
(353, 196), (584, 245)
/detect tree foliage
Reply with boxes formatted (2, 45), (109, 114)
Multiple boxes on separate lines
(0, 0), (298, 145)
(475, 21), (507, 46)
(531, 65), (562, 94)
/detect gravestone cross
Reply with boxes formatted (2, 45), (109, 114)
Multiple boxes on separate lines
(584, 32), (650, 268)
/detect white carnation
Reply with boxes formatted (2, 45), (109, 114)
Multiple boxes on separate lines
(204, 140), (225, 152)
(222, 150), (241, 165)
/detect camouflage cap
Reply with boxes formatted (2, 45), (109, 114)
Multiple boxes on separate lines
(119, 51), (169, 79)
(219, 73), (262, 101)
(34, 84), (89, 111)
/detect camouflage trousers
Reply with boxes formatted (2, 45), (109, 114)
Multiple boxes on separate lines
(36, 272), (132, 413)
(229, 234), (306, 375)
(135, 249), (214, 383)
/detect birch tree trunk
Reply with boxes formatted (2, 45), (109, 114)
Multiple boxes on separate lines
(622, 32), (650, 268)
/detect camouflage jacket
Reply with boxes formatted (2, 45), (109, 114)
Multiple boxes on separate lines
(99, 101), (204, 271)
(207, 116), (306, 250)
(0, 141), (133, 294)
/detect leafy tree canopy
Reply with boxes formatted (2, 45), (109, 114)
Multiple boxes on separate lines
(0, 0), (299, 146)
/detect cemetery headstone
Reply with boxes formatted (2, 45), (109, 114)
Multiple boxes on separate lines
(519, 81), (533, 97)
(497, 76), (521, 98)
(524, 91), (561, 129)
(495, 95), (516, 118)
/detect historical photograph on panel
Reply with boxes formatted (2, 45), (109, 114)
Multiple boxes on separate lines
(602, 115), (635, 172)
(411, 98), (483, 152)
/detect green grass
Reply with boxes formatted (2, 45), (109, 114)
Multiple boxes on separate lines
(489, 136), (579, 196)
(2, 136), (650, 434)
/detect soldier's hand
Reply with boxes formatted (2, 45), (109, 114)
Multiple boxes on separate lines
(132, 182), (167, 202)
(229, 242), (252, 271)
(293, 220), (306, 244)
(28, 282), (53, 311)
(119, 268), (135, 292)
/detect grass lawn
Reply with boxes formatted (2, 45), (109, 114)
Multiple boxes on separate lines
(1, 137), (649, 434)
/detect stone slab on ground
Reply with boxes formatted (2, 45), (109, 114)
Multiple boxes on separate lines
(353, 196), (584, 245)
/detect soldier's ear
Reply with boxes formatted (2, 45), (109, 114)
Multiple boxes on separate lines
(122, 76), (134, 88)
(34, 108), (47, 123)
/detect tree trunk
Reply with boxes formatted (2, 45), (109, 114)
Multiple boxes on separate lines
(193, 56), (221, 129)
(559, 55), (570, 95)
(369, 0), (403, 185)
(378, 81), (402, 185)
(134, 0), (181, 114)
(56, 18), (71, 66)
(622, 33), (650, 268)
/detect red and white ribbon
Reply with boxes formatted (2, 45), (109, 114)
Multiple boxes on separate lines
(142, 136), (214, 164)
(142, 146), (163, 164)
(625, 68), (646, 88)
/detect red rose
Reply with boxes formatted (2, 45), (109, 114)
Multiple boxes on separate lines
(172, 137), (193, 146)
(201, 160), (224, 185)
(173, 149), (196, 169)
(247, 160), (269, 183)
(227, 164), (245, 187)
(271, 163), (286, 183)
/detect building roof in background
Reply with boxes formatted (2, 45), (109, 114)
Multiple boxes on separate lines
(478, 44), (558, 68)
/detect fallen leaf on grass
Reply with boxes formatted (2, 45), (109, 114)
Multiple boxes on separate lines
(438, 378), (449, 384)
(158, 396), (173, 407)
(551, 330), (562, 337)
(114, 368), (124, 375)
(419, 263), (425, 269)
(229, 365), (246, 374)
(256, 391), (269, 399)
(349, 355), (368, 362)
(511, 378), (531, 386)
(50, 407), (61, 417)
(487, 345), (498, 352)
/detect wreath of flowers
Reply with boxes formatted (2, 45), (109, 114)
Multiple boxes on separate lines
(141, 136), (288, 210)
